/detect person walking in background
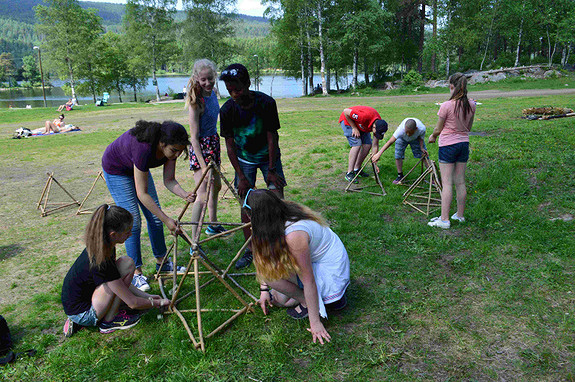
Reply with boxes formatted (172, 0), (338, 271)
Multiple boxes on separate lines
(427, 73), (476, 229)
(219, 63), (287, 269)
(339, 106), (388, 183)
(185, 58), (226, 238)
(101, 120), (195, 291)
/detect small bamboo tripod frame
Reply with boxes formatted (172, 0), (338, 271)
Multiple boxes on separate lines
(345, 153), (386, 196)
(37, 172), (80, 217)
(396, 156), (429, 186)
(76, 171), (113, 215)
(402, 159), (443, 216)
(155, 160), (256, 352)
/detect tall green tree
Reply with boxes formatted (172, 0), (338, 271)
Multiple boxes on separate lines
(181, 0), (236, 70)
(21, 54), (41, 85)
(35, 0), (103, 104)
(0, 52), (15, 84)
(124, 0), (178, 101)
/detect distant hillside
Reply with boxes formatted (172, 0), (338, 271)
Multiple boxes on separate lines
(0, 0), (269, 65)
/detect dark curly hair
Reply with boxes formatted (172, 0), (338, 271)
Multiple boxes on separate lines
(129, 120), (190, 158)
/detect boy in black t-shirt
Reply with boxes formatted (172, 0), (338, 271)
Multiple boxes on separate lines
(219, 63), (287, 268)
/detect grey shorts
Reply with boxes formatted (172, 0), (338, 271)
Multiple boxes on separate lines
(341, 121), (372, 147)
(68, 305), (99, 327)
(395, 137), (426, 159)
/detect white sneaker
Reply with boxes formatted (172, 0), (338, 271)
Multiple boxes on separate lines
(428, 218), (450, 229)
(132, 274), (150, 292)
(451, 213), (465, 223)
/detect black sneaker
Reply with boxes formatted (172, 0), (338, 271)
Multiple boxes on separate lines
(205, 224), (229, 236)
(235, 248), (253, 269)
(345, 172), (358, 184)
(356, 169), (370, 177)
(98, 310), (141, 334)
(392, 175), (404, 185)
(326, 294), (347, 311)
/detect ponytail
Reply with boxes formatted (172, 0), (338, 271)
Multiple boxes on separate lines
(449, 73), (472, 118)
(84, 204), (133, 268)
(129, 120), (190, 157)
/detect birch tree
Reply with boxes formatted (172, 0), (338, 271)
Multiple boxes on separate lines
(124, 0), (178, 102)
(35, 0), (103, 104)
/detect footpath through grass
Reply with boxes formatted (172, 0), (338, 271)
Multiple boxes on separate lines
(0, 86), (574, 381)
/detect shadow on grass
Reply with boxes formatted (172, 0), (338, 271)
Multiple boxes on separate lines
(0, 244), (25, 261)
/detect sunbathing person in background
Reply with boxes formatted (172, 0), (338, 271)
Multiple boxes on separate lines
(33, 114), (78, 134)
(57, 99), (74, 112)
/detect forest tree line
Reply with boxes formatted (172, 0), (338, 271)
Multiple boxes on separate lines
(1, 0), (574, 101)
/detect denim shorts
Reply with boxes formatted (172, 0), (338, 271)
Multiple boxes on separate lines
(395, 137), (426, 160)
(68, 306), (99, 327)
(234, 155), (286, 191)
(341, 121), (372, 147)
(438, 142), (469, 163)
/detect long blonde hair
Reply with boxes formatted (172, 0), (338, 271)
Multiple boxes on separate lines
(84, 204), (133, 269)
(184, 58), (217, 114)
(246, 190), (326, 281)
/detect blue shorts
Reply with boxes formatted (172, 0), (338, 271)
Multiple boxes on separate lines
(341, 121), (372, 147)
(234, 155), (286, 191)
(438, 142), (469, 164)
(395, 137), (426, 160)
(68, 306), (99, 327)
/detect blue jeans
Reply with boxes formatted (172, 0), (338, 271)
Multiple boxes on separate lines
(103, 170), (166, 268)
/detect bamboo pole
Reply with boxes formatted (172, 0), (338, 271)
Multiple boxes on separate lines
(37, 172), (52, 209)
(206, 303), (253, 339)
(76, 171), (106, 215)
(198, 223), (251, 244)
(172, 306), (200, 349)
(223, 236), (252, 276)
(194, 252), (204, 352)
(50, 176), (79, 205)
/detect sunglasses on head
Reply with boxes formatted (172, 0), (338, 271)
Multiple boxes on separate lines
(242, 188), (254, 210)
(221, 68), (239, 77)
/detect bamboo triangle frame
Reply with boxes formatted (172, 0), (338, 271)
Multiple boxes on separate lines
(154, 160), (256, 352)
(76, 171), (113, 215)
(344, 153), (386, 196)
(37, 172), (80, 217)
(402, 159), (443, 216)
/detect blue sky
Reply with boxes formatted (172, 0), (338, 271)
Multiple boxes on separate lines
(80, 0), (267, 17)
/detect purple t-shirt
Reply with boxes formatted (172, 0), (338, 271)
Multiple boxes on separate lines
(102, 131), (167, 176)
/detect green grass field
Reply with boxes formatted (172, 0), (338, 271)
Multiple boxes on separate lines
(0, 80), (574, 381)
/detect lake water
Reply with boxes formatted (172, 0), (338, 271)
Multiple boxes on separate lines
(1, 73), (365, 109)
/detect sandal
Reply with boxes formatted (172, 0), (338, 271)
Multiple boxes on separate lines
(286, 304), (308, 320)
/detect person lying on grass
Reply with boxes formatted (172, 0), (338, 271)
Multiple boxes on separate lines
(371, 117), (430, 184)
(33, 114), (79, 135)
(247, 189), (350, 344)
(61, 204), (171, 337)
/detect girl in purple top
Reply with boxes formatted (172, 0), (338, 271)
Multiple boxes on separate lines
(102, 120), (196, 291)
(428, 73), (476, 229)
(185, 59), (225, 239)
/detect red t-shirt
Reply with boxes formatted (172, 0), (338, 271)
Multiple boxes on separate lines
(339, 106), (381, 133)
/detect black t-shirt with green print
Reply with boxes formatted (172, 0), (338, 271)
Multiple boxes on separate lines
(220, 91), (281, 163)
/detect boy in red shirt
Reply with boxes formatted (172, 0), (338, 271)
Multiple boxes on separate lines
(339, 106), (388, 182)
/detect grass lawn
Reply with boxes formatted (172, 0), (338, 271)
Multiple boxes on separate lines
(0, 80), (574, 381)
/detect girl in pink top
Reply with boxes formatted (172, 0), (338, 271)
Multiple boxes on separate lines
(428, 73), (476, 229)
